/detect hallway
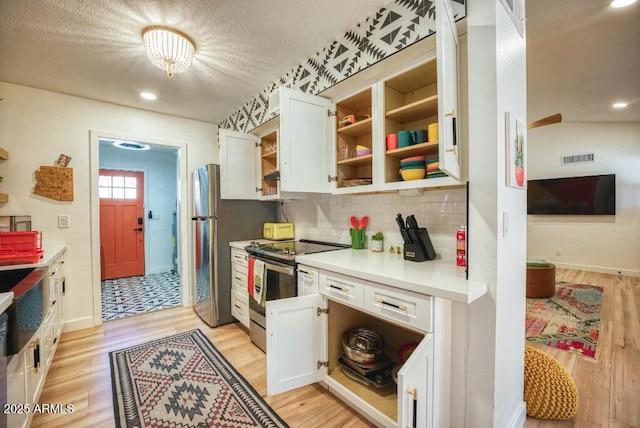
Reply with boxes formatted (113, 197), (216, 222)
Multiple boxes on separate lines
(101, 271), (181, 321)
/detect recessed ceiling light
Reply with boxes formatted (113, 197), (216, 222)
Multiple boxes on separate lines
(112, 140), (151, 151)
(140, 92), (157, 100)
(611, 0), (637, 7)
(612, 102), (628, 109)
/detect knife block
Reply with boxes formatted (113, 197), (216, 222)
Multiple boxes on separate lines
(403, 228), (436, 262)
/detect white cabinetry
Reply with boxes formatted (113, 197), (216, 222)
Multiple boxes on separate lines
(219, 88), (332, 200)
(266, 269), (438, 428)
(230, 248), (250, 328)
(329, 0), (461, 194)
(297, 265), (319, 296)
(5, 248), (66, 428)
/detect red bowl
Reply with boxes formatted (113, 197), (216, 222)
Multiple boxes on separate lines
(401, 155), (425, 163)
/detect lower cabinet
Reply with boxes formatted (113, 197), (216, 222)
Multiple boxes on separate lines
(230, 248), (250, 328)
(266, 272), (437, 428)
(6, 249), (66, 428)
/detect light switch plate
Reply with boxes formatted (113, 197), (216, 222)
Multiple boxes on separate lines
(58, 215), (70, 228)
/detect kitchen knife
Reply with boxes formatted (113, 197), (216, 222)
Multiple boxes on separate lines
(396, 214), (412, 244)
(406, 215), (419, 230)
(405, 215), (421, 245)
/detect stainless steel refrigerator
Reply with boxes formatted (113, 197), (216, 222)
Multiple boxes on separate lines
(192, 164), (276, 327)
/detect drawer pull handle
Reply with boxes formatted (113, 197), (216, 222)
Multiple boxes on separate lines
(234, 305), (241, 310)
(329, 284), (348, 293)
(377, 299), (407, 312)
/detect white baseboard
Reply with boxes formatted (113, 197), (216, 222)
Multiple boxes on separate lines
(553, 262), (640, 278)
(62, 316), (97, 333)
(147, 265), (175, 275)
(509, 401), (527, 428)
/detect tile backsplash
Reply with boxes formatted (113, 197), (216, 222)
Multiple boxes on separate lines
(280, 187), (467, 261)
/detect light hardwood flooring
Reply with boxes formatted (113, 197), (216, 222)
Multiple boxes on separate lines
(32, 306), (373, 428)
(525, 269), (640, 428)
(33, 269), (639, 427)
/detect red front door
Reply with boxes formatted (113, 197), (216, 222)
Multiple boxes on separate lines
(99, 169), (145, 279)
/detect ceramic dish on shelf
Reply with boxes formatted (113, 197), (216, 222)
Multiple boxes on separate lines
(399, 342), (419, 363)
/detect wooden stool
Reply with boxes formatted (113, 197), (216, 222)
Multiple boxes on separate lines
(526, 264), (556, 298)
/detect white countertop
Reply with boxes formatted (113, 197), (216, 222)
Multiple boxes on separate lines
(0, 244), (67, 272)
(296, 249), (487, 304)
(0, 291), (13, 313)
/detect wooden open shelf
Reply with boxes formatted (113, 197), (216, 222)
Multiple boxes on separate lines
(262, 150), (277, 160)
(386, 95), (438, 124)
(0, 193), (7, 203)
(337, 154), (373, 167)
(386, 141), (439, 159)
(337, 118), (372, 138)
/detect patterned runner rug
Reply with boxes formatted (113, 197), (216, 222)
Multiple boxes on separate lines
(110, 329), (288, 427)
(525, 281), (603, 359)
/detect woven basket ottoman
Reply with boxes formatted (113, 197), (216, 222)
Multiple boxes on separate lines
(524, 345), (579, 420)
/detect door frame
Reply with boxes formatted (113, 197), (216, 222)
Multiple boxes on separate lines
(89, 130), (190, 327)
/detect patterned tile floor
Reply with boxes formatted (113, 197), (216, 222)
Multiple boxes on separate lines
(101, 271), (181, 321)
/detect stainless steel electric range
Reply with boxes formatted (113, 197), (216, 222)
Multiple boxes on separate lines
(244, 239), (349, 351)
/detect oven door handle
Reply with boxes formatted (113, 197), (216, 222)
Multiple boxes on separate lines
(264, 261), (294, 276)
(250, 256), (295, 276)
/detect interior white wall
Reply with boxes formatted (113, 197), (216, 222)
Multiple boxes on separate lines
(0, 81), (217, 331)
(99, 145), (178, 274)
(466, 1), (527, 426)
(527, 122), (640, 276)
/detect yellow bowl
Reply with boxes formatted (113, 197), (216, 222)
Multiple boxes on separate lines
(400, 168), (426, 181)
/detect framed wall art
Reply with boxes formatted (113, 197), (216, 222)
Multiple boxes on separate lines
(505, 111), (526, 189)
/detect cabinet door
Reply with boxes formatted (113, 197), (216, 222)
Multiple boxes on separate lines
(6, 351), (28, 428)
(297, 265), (319, 296)
(219, 129), (259, 199)
(266, 294), (324, 396)
(436, 0), (460, 180)
(397, 334), (434, 428)
(279, 88), (332, 193)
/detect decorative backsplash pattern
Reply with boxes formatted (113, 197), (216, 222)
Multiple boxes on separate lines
(220, 0), (465, 133)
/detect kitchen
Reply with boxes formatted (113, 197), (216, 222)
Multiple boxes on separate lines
(2, 3), (525, 424)
(0, 0), (550, 426)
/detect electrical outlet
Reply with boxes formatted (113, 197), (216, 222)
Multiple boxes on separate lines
(555, 249), (561, 256)
(58, 215), (70, 228)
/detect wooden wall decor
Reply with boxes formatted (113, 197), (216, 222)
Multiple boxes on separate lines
(33, 166), (74, 201)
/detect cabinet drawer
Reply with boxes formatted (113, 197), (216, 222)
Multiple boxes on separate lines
(231, 248), (249, 267)
(319, 271), (363, 308)
(363, 282), (432, 332)
(231, 289), (249, 328)
(232, 264), (248, 292)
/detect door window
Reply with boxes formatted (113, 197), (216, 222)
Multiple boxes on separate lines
(99, 175), (138, 199)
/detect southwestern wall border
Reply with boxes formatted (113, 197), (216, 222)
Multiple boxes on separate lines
(219, 0), (465, 133)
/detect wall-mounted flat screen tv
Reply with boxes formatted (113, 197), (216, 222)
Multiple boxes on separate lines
(527, 174), (616, 215)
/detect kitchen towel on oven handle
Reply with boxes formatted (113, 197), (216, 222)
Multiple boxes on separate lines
(247, 257), (255, 297)
(252, 259), (266, 305)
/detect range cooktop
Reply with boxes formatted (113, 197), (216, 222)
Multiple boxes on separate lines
(245, 239), (349, 262)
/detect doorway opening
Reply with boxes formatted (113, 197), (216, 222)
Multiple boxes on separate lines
(97, 137), (182, 321)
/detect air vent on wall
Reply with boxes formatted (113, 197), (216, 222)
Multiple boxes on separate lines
(561, 153), (595, 165)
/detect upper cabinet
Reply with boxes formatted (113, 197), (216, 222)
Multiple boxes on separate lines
(222, 0), (461, 198)
(329, 0), (461, 194)
(220, 88), (332, 200)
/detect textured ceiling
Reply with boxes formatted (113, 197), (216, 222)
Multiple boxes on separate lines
(0, 0), (638, 125)
(0, 0), (390, 124)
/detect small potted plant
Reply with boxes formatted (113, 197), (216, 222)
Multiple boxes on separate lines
(371, 232), (384, 252)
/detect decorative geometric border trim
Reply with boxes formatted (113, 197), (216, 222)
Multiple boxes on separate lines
(220, 0), (465, 133)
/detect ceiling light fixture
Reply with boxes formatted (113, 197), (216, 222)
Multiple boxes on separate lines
(612, 102), (628, 108)
(611, 0), (637, 7)
(142, 25), (195, 78)
(140, 92), (157, 100)
(112, 141), (151, 151)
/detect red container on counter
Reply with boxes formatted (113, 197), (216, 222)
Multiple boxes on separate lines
(456, 226), (466, 267)
(0, 231), (44, 263)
